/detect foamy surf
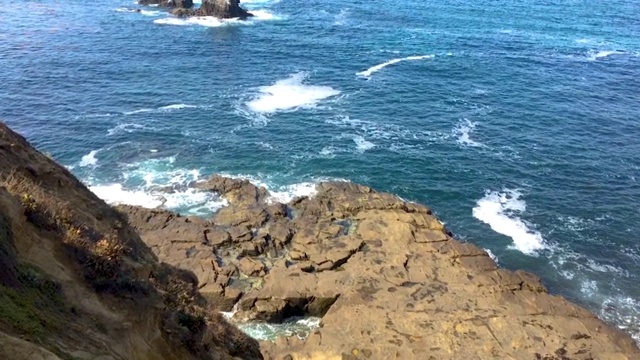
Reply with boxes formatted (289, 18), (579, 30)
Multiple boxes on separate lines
(153, 9), (282, 27)
(472, 189), (547, 255)
(246, 72), (341, 114)
(453, 119), (482, 147)
(357, 55), (434, 77)
(353, 135), (375, 153)
(79, 150), (99, 167)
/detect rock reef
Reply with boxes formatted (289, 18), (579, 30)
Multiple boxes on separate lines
(1, 120), (639, 360)
(139, 0), (253, 19)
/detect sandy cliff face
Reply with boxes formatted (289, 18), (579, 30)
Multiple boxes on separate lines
(0, 122), (261, 360)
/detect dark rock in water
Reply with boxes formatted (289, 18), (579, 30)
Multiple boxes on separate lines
(197, 0), (253, 19)
(139, 0), (194, 8)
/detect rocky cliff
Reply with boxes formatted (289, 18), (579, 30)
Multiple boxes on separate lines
(1, 121), (639, 360)
(0, 122), (261, 360)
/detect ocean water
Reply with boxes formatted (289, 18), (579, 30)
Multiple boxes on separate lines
(1, 0), (640, 343)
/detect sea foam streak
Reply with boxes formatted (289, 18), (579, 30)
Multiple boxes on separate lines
(246, 72), (340, 114)
(472, 189), (547, 255)
(159, 103), (198, 110)
(357, 55), (434, 77)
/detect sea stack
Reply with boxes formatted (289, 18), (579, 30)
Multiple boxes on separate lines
(197, 0), (253, 19)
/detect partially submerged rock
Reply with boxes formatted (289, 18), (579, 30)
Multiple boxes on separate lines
(118, 176), (640, 359)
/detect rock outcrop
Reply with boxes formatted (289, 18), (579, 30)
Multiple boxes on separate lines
(197, 0), (252, 19)
(119, 176), (640, 359)
(0, 121), (261, 359)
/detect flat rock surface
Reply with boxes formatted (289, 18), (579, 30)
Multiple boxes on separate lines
(120, 177), (640, 360)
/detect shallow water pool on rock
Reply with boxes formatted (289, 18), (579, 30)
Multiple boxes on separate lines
(235, 317), (321, 341)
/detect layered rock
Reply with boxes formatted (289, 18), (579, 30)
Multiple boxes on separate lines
(118, 176), (640, 359)
(0, 122), (261, 359)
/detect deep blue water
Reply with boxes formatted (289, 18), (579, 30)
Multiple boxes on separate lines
(1, 0), (639, 342)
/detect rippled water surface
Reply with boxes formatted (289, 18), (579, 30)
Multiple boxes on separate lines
(1, 0), (639, 342)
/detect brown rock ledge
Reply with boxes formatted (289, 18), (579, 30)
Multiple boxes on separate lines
(119, 177), (640, 360)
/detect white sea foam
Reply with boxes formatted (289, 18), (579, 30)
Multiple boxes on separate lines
(353, 135), (375, 153)
(453, 119), (482, 147)
(268, 182), (318, 204)
(140, 10), (161, 16)
(333, 9), (348, 26)
(90, 184), (165, 208)
(154, 9), (282, 27)
(246, 72), (340, 114)
(89, 158), (228, 215)
(588, 50), (624, 61)
(123, 108), (154, 115)
(356, 54), (434, 77)
(472, 189), (547, 255)
(159, 103), (198, 111)
(79, 150), (99, 167)
(107, 123), (145, 136)
(484, 248), (499, 264)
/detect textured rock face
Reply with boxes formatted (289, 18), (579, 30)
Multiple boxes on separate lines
(0, 121), (262, 360)
(119, 176), (640, 359)
(197, 0), (252, 19)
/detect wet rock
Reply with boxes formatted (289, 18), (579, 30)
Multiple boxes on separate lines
(196, 0), (253, 19)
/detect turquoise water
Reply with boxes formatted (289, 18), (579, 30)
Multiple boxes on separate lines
(1, 0), (639, 342)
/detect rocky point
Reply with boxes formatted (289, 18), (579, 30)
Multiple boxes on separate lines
(118, 173), (640, 359)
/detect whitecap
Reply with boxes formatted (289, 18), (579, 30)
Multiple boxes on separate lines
(472, 189), (547, 255)
(159, 103), (198, 111)
(333, 9), (348, 26)
(79, 150), (99, 167)
(123, 108), (154, 115)
(353, 135), (375, 153)
(587, 50), (624, 61)
(89, 184), (164, 208)
(246, 72), (340, 114)
(357, 55), (434, 77)
(140, 10), (161, 16)
(107, 123), (145, 136)
(453, 119), (482, 147)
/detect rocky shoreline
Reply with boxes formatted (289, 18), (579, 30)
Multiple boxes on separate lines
(122, 176), (640, 359)
(1, 121), (639, 359)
